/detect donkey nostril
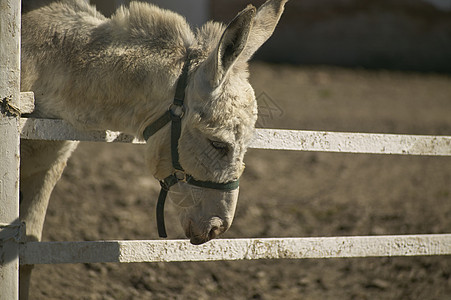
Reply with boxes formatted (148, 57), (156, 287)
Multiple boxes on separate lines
(208, 226), (221, 240)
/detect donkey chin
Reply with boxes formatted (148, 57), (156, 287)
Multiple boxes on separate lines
(168, 182), (239, 245)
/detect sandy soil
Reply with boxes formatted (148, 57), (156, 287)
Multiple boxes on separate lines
(29, 63), (451, 299)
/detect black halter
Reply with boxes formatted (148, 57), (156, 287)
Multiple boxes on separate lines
(143, 60), (240, 238)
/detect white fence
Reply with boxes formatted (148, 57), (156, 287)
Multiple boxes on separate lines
(1, 1), (451, 299)
(2, 94), (451, 299)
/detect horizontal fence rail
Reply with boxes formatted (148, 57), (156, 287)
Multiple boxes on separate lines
(20, 118), (142, 144)
(19, 118), (451, 156)
(20, 234), (451, 265)
(252, 129), (451, 156)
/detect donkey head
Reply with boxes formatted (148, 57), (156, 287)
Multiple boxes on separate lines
(146, 0), (288, 244)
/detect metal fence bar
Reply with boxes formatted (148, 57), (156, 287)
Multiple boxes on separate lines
(20, 234), (451, 265)
(0, 1), (21, 299)
(251, 128), (451, 156)
(19, 118), (451, 156)
(19, 118), (143, 144)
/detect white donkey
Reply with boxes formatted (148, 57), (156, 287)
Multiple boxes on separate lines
(20, 0), (287, 298)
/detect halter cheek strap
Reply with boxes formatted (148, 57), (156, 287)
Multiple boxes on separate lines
(143, 60), (239, 238)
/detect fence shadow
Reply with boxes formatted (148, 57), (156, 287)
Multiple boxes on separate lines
(19, 240), (122, 265)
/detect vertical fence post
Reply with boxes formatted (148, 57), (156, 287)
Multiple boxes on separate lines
(0, 0), (21, 299)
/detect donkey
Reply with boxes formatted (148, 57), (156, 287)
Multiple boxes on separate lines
(20, 0), (287, 298)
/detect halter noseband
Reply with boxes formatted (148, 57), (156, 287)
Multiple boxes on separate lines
(143, 59), (239, 238)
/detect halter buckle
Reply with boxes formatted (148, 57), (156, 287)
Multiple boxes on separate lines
(174, 170), (188, 182)
(169, 103), (185, 119)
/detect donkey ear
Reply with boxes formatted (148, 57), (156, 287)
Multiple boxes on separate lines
(212, 5), (256, 86)
(239, 0), (288, 62)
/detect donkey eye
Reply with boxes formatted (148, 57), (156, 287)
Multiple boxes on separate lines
(211, 141), (227, 150)
(210, 140), (229, 155)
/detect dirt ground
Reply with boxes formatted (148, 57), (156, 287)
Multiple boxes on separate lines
(29, 62), (451, 299)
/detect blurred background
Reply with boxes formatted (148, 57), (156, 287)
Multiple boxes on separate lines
(91, 0), (451, 72)
(30, 1), (451, 299)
